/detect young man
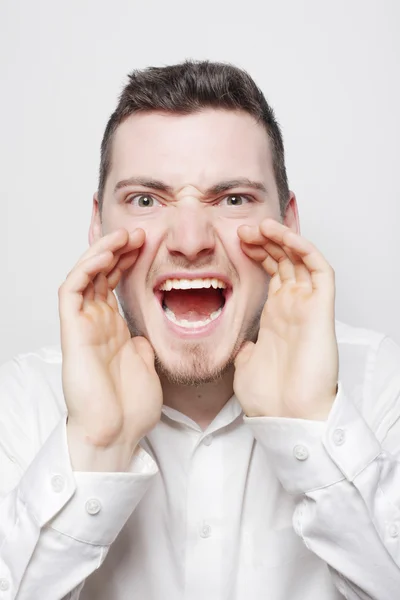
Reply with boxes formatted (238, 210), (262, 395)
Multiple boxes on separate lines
(1, 61), (400, 600)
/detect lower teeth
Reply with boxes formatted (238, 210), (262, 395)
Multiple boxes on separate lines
(163, 306), (222, 328)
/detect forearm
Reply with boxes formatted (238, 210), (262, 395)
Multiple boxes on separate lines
(297, 474), (400, 599)
(245, 383), (400, 599)
(4, 508), (104, 600)
(0, 418), (158, 599)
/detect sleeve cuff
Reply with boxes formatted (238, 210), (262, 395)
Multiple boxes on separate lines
(50, 445), (158, 545)
(18, 417), (159, 545)
(243, 381), (382, 494)
(18, 418), (76, 526)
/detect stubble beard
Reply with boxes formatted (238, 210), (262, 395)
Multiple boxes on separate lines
(117, 293), (265, 387)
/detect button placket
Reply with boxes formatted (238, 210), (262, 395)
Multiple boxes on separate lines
(184, 428), (222, 596)
(199, 522), (212, 538)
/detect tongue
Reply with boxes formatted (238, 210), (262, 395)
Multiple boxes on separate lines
(163, 289), (223, 321)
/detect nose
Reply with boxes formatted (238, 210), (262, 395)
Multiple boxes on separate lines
(166, 199), (216, 262)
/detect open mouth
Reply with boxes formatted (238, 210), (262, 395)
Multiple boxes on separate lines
(154, 276), (230, 330)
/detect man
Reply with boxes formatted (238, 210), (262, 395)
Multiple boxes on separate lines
(1, 60), (400, 600)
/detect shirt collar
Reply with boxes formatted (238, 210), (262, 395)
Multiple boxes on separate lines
(161, 395), (243, 434)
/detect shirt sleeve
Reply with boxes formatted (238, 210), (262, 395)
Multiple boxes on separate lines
(0, 357), (158, 600)
(244, 335), (400, 600)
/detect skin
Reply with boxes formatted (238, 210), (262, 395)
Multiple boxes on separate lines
(60, 107), (338, 472)
(89, 109), (300, 427)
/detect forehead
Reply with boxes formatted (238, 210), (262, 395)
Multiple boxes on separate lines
(107, 109), (275, 193)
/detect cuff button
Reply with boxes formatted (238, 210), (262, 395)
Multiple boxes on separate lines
(293, 445), (309, 461)
(85, 498), (102, 516)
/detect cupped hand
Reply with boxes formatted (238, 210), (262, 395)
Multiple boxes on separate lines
(234, 218), (338, 421)
(59, 228), (163, 469)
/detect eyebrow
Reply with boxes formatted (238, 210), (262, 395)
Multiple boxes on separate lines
(114, 177), (173, 194)
(113, 176), (267, 196)
(207, 178), (267, 195)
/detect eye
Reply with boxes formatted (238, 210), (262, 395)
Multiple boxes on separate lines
(219, 194), (251, 207)
(128, 193), (161, 208)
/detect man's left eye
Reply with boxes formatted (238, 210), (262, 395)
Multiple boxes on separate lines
(219, 194), (250, 206)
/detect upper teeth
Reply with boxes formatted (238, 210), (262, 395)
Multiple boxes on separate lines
(159, 278), (227, 291)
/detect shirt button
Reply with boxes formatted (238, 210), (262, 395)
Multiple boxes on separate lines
(293, 445), (309, 461)
(85, 498), (102, 516)
(389, 523), (399, 538)
(0, 578), (10, 591)
(51, 474), (65, 493)
(332, 428), (346, 446)
(199, 523), (212, 538)
(202, 435), (213, 446)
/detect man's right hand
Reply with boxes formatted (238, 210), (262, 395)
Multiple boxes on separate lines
(58, 228), (163, 472)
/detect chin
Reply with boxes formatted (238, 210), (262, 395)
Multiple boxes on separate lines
(153, 343), (235, 386)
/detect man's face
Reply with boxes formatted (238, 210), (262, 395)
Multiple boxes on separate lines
(94, 109), (286, 385)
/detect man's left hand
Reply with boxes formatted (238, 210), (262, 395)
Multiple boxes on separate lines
(233, 218), (339, 421)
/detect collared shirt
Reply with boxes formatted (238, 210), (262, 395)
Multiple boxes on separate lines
(1, 319), (400, 599)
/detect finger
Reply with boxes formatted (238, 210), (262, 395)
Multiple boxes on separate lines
(261, 240), (296, 282)
(280, 243), (311, 286)
(77, 229), (129, 266)
(239, 226), (295, 282)
(239, 241), (269, 262)
(82, 280), (95, 304)
(260, 222), (333, 292)
(77, 228), (145, 269)
(107, 248), (142, 290)
(237, 224), (267, 246)
(107, 288), (119, 312)
(92, 272), (109, 303)
(59, 251), (114, 319)
(240, 241), (279, 277)
(268, 272), (282, 295)
(243, 222), (299, 282)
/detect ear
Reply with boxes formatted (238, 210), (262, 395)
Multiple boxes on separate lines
(282, 191), (301, 236)
(89, 192), (102, 246)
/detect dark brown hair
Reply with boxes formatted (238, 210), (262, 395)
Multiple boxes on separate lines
(98, 60), (290, 215)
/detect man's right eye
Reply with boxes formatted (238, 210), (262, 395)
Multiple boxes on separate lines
(128, 194), (161, 208)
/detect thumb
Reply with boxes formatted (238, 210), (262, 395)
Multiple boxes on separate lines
(234, 340), (255, 368)
(131, 336), (156, 371)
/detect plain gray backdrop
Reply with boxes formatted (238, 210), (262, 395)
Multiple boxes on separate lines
(1, 0), (399, 364)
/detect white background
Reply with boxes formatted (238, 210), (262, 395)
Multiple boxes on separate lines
(0, 0), (399, 364)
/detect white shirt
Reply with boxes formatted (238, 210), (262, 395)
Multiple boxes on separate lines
(1, 319), (400, 600)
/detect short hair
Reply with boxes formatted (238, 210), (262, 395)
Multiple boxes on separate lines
(98, 60), (290, 215)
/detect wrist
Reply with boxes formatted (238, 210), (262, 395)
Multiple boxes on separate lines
(66, 418), (140, 472)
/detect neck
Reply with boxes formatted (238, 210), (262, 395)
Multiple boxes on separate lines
(161, 367), (235, 430)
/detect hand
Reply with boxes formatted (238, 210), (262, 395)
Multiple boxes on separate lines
(234, 218), (339, 421)
(59, 228), (163, 470)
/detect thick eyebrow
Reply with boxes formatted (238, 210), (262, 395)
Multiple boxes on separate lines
(206, 178), (267, 196)
(113, 176), (267, 196)
(114, 177), (174, 195)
